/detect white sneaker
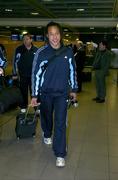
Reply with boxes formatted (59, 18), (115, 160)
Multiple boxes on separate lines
(56, 157), (65, 167)
(43, 137), (52, 145)
(20, 108), (26, 113)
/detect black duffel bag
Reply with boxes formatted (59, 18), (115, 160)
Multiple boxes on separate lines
(0, 87), (23, 113)
(0, 74), (23, 113)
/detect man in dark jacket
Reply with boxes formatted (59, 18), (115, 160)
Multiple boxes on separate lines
(12, 33), (38, 112)
(92, 40), (111, 103)
(31, 22), (78, 167)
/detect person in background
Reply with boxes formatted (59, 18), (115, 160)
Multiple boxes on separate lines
(74, 41), (86, 92)
(92, 40), (112, 103)
(12, 33), (38, 113)
(72, 44), (77, 54)
(31, 21), (78, 167)
(0, 44), (7, 90)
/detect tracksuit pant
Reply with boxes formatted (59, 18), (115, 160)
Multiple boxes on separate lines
(76, 69), (83, 92)
(19, 76), (31, 109)
(40, 93), (68, 158)
(0, 76), (4, 90)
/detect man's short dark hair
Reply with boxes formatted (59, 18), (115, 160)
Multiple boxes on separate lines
(100, 40), (110, 49)
(45, 21), (63, 36)
(23, 33), (32, 39)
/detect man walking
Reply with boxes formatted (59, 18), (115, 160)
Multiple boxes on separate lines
(31, 22), (78, 167)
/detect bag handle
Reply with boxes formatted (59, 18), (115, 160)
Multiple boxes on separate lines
(25, 103), (40, 121)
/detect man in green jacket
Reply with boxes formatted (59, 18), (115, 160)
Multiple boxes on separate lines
(92, 40), (111, 103)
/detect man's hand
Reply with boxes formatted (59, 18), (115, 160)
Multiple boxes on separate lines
(69, 92), (77, 102)
(31, 97), (39, 107)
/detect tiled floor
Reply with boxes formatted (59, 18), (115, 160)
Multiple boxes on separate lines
(0, 70), (118, 180)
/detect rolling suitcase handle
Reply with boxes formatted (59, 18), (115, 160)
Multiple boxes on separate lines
(25, 103), (41, 122)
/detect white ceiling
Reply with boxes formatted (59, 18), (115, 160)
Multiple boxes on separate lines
(0, 0), (118, 34)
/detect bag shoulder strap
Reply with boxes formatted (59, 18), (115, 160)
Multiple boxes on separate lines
(47, 46), (68, 67)
(40, 46), (68, 78)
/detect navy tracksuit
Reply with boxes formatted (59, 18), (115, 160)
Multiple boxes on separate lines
(32, 44), (78, 157)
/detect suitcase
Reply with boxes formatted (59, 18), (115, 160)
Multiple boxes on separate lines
(15, 108), (38, 139)
(0, 75), (22, 113)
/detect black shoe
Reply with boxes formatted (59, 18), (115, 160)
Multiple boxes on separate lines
(92, 97), (100, 101)
(96, 99), (105, 103)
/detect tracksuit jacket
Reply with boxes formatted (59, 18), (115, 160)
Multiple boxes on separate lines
(32, 44), (78, 97)
(0, 49), (7, 69)
(12, 44), (38, 77)
(12, 44), (38, 109)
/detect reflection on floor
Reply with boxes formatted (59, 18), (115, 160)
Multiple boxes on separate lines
(0, 70), (118, 180)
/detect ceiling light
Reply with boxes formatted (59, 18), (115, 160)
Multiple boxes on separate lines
(15, 28), (19, 31)
(6, 26), (10, 28)
(42, 0), (54, 1)
(90, 27), (94, 30)
(22, 31), (28, 35)
(31, 12), (39, 15)
(5, 9), (13, 12)
(64, 29), (68, 32)
(37, 26), (42, 29)
(76, 9), (85, 12)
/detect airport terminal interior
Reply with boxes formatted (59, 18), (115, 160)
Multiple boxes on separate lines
(0, 0), (118, 180)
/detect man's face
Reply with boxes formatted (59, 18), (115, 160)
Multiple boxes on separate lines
(99, 42), (106, 51)
(23, 35), (32, 47)
(47, 26), (61, 49)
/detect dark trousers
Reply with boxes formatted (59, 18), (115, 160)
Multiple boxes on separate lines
(19, 76), (31, 109)
(0, 76), (4, 90)
(77, 70), (83, 92)
(95, 71), (106, 100)
(40, 93), (68, 158)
